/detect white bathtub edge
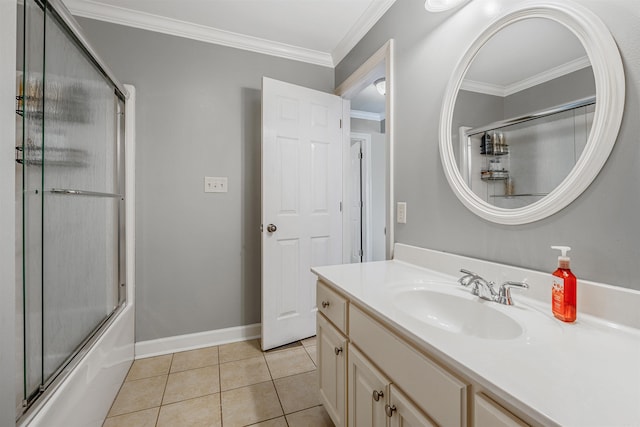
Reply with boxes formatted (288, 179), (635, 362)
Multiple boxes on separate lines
(26, 305), (134, 427)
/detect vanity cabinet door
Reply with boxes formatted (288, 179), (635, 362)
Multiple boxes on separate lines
(317, 312), (347, 427)
(474, 393), (529, 427)
(387, 385), (437, 427)
(348, 345), (389, 427)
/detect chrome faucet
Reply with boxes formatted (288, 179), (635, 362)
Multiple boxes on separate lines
(458, 269), (528, 305)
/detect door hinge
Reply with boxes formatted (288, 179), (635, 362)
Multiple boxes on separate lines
(358, 151), (363, 159)
(339, 201), (343, 212)
(339, 119), (342, 129)
(15, 146), (24, 164)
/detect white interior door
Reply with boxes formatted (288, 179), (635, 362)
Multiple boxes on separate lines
(261, 77), (343, 350)
(349, 139), (363, 263)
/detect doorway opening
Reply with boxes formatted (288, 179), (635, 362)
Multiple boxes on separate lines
(336, 40), (394, 263)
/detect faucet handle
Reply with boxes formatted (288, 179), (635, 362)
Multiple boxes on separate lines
(498, 281), (529, 305)
(458, 269), (479, 286)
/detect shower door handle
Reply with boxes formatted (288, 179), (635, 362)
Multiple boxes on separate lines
(266, 224), (277, 233)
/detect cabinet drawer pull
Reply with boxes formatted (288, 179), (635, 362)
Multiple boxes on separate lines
(321, 300), (330, 308)
(372, 390), (384, 401)
(334, 346), (343, 355)
(385, 404), (397, 417)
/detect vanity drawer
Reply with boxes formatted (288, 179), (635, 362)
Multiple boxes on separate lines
(317, 280), (348, 334)
(350, 305), (468, 427)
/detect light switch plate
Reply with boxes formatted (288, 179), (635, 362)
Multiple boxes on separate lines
(204, 176), (228, 193)
(397, 202), (407, 224)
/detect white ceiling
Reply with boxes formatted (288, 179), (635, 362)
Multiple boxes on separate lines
(65, 0), (397, 67)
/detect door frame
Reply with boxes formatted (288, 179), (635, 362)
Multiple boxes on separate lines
(335, 39), (395, 260)
(349, 132), (373, 262)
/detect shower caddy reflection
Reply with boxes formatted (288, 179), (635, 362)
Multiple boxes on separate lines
(463, 96), (595, 208)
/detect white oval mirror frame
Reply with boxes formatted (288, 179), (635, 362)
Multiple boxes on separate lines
(439, 0), (625, 225)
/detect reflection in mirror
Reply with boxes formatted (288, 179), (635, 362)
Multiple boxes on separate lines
(452, 18), (595, 209)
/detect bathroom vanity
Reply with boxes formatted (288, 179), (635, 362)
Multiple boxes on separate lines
(313, 244), (640, 427)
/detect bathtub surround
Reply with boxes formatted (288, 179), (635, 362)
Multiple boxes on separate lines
(336, 0), (640, 291)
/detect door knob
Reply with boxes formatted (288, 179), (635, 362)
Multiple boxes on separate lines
(266, 224), (277, 233)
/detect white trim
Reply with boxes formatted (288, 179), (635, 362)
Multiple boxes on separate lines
(336, 40), (395, 259)
(350, 109), (385, 122)
(64, 0), (333, 67)
(135, 323), (261, 359)
(461, 55), (591, 97)
(439, 0), (625, 225)
(341, 100), (352, 264)
(124, 84), (136, 305)
(331, 0), (397, 66)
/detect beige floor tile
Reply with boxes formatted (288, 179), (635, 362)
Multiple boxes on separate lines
(219, 339), (263, 363)
(108, 375), (167, 417)
(274, 371), (320, 414)
(221, 381), (284, 426)
(265, 347), (316, 379)
(301, 336), (316, 348)
(171, 346), (219, 373)
(220, 356), (271, 391)
(126, 354), (172, 381)
(305, 345), (317, 366)
(286, 405), (334, 427)
(103, 407), (159, 427)
(247, 417), (288, 427)
(266, 341), (303, 353)
(156, 394), (221, 427)
(163, 365), (220, 404)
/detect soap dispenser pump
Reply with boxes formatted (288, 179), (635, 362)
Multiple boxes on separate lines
(551, 246), (577, 322)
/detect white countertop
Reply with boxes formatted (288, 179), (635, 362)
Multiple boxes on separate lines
(312, 259), (640, 427)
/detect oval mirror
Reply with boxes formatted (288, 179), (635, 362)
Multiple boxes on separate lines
(439, 1), (625, 225)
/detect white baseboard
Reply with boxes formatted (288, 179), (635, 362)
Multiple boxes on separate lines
(135, 323), (261, 359)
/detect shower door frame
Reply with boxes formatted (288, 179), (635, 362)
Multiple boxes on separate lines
(16, 0), (130, 422)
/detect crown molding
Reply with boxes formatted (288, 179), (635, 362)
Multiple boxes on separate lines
(351, 109), (385, 121)
(332, 0), (397, 66)
(461, 55), (591, 97)
(65, 0), (334, 67)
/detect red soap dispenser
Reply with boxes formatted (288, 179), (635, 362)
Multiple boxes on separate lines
(551, 246), (577, 322)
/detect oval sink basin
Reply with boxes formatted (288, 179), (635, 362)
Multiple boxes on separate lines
(393, 288), (523, 340)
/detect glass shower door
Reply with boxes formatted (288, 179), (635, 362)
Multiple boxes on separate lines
(18, 0), (125, 413)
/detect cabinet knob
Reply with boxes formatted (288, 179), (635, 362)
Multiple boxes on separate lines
(385, 404), (396, 418)
(321, 300), (330, 308)
(334, 346), (343, 355)
(372, 390), (384, 401)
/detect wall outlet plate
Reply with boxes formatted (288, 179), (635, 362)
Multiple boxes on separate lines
(397, 202), (407, 224)
(204, 176), (228, 193)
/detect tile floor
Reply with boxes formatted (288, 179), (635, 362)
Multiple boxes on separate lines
(103, 337), (334, 427)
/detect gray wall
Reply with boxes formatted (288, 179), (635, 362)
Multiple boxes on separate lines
(1, 0), (17, 423)
(336, 0), (640, 291)
(76, 18), (334, 342)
